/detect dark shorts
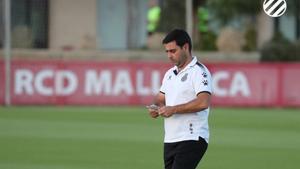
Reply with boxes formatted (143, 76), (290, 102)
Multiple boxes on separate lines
(164, 137), (208, 169)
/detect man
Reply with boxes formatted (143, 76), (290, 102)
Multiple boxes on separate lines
(147, 0), (161, 36)
(147, 29), (212, 169)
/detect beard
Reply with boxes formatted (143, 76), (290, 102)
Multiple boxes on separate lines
(175, 52), (187, 68)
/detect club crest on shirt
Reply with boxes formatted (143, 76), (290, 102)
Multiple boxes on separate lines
(181, 73), (188, 82)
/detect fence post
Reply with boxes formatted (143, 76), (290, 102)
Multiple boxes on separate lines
(4, 0), (11, 106)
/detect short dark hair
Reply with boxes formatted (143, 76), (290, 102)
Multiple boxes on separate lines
(162, 29), (192, 53)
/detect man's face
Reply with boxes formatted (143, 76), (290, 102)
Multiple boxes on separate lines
(164, 41), (188, 68)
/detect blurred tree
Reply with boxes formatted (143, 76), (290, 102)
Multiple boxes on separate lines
(273, 0), (300, 40)
(207, 0), (262, 51)
(208, 0), (299, 39)
(207, 0), (261, 25)
(157, 0), (186, 32)
(297, 0), (300, 39)
(290, 0), (300, 39)
(157, 0), (205, 31)
(157, 0), (207, 50)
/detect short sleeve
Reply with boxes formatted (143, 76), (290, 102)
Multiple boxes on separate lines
(159, 71), (169, 94)
(193, 63), (212, 95)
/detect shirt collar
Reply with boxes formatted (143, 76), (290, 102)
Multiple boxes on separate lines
(173, 56), (197, 75)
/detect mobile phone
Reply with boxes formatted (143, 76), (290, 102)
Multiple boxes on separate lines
(146, 104), (159, 111)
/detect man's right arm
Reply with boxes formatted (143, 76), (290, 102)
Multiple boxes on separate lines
(154, 92), (165, 107)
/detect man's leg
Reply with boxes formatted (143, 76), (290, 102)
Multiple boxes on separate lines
(172, 137), (208, 169)
(164, 142), (177, 169)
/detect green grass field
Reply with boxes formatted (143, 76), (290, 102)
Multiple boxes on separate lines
(0, 106), (299, 169)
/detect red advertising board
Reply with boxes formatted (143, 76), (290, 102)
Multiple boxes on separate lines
(0, 59), (299, 107)
(209, 63), (279, 106)
(282, 64), (300, 106)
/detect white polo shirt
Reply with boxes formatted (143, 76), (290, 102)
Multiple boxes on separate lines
(160, 57), (212, 143)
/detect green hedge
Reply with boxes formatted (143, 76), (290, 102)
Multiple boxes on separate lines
(260, 33), (300, 62)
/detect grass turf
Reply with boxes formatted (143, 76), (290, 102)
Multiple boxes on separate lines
(0, 106), (299, 169)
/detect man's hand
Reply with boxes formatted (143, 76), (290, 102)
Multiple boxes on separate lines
(158, 106), (176, 118)
(147, 104), (159, 118)
(148, 109), (159, 118)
